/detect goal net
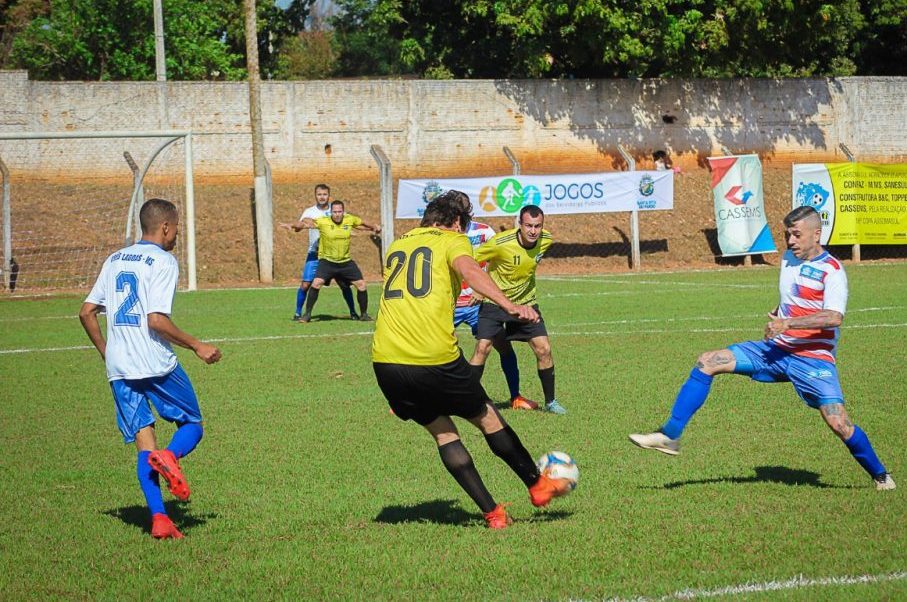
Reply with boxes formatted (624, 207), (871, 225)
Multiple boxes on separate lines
(0, 131), (195, 294)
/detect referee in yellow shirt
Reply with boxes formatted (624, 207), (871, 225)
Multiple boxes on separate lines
(372, 191), (572, 529)
(470, 205), (565, 414)
(282, 200), (380, 322)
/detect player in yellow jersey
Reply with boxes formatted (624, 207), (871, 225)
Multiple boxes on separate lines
(470, 205), (566, 414)
(281, 200), (380, 322)
(372, 191), (572, 529)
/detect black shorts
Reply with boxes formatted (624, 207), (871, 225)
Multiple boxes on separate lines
(315, 259), (363, 285)
(373, 353), (489, 425)
(476, 302), (548, 342)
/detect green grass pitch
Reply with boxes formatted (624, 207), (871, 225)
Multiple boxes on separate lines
(1, 264), (905, 600)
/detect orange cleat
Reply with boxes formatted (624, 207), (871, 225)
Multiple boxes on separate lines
(510, 395), (539, 411)
(151, 513), (184, 539)
(148, 449), (190, 501)
(483, 504), (512, 529)
(528, 474), (573, 508)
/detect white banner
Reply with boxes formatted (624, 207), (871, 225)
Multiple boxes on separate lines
(708, 154), (777, 256)
(396, 171), (673, 219)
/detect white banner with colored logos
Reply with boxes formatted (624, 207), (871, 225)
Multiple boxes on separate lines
(708, 154), (777, 256)
(396, 171), (673, 219)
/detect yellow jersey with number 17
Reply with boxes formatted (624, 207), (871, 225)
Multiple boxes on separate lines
(314, 214), (363, 263)
(372, 227), (473, 365)
(474, 227), (552, 305)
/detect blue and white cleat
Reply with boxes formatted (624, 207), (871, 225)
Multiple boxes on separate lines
(545, 399), (567, 415)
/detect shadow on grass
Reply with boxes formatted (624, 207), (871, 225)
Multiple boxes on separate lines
(102, 503), (217, 534)
(295, 313), (360, 324)
(649, 465), (850, 490)
(375, 499), (476, 526)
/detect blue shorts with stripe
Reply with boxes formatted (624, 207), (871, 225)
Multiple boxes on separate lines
(453, 305), (480, 336)
(301, 251), (319, 282)
(109, 364), (202, 443)
(729, 340), (844, 409)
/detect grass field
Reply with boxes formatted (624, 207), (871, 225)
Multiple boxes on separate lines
(1, 264), (905, 600)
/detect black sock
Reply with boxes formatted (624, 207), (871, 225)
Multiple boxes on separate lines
(471, 362), (486, 381)
(485, 425), (540, 487)
(357, 289), (368, 315)
(538, 366), (555, 403)
(438, 440), (496, 513)
(304, 287), (320, 314)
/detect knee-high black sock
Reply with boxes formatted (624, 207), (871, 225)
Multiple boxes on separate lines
(538, 366), (555, 403)
(485, 425), (540, 487)
(357, 289), (368, 315)
(471, 362), (486, 381)
(438, 440), (496, 513)
(304, 287), (320, 314)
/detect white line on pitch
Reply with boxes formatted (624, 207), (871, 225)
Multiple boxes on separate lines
(599, 570), (907, 601)
(554, 322), (907, 338)
(563, 306), (903, 328)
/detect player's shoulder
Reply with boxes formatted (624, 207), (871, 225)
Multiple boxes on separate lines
(816, 251), (844, 272)
(493, 227), (519, 246)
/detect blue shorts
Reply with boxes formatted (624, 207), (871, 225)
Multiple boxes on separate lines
(453, 305), (480, 336)
(109, 364), (202, 443)
(729, 340), (844, 409)
(301, 252), (319, 282)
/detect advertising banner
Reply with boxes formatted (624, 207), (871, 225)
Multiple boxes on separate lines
(395, 171), (673, 219)
(792, 163), (907, 245)
(708, 154), (777, 256)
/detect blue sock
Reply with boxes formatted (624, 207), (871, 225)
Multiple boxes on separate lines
(499, 352), (520, 399)
(167, 423), (203, 459)
(341, 286), (356, 315)
(295, 288), (306, 315)
(844, 425), (886, 478)
(661, 368), (713, 440)
(137, 451), (166, 516)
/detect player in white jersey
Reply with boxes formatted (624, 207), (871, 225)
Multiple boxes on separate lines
(629, 206), (895, 490)
(80, 199), (223, 539)
(454, 219), (538, 411)
(283, 184), (357, 321)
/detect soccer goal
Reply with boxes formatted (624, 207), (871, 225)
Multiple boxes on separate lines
(0, 130), (196, 294)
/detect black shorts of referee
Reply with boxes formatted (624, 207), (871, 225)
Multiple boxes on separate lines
(315, 258), (363, 285)
(373, 352), (490, 425)
(476, 301), (548, 341)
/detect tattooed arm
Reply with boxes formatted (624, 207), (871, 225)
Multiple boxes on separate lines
(764, 309), (844, 339)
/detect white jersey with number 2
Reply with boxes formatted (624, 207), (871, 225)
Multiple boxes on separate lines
(85, 241), (179, 381)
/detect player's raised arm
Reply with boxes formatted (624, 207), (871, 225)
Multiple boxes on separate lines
(79, 301), (107, 359)
(452, 255), (538, 323)
(147, 313), (222, 364)
(279, 217), (316, 232)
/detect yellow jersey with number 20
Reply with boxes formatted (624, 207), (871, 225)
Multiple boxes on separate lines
(372, 227), (473, 365)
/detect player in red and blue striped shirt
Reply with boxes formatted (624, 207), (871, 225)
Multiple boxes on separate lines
(629, 206), (895, 490)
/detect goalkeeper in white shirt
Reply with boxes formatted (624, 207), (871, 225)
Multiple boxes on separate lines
(80, 198), (222, 539)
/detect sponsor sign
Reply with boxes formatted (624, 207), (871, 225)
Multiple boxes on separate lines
(396, 171), (673, 218)
(792, 163), (907, 245)
(708, 154), (777, 256)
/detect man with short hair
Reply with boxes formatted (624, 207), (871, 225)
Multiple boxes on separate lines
(79, 198), (222, 539)
(455, 218), (536, 410)
(470, 205), (566, 414)
(372, 190), (572, 529)
(285, 184), (358, 321)
(629, 206), (895, 491)
(282, 200), (380, 322)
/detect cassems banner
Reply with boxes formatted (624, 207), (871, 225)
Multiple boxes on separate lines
(395, 171), (673, 218)
(708, 154), (777, 256)
(792, 163), (907, 245)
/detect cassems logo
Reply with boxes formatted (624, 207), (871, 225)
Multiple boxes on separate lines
(718, 185), (761, 219)
(724, 185), (754, 206)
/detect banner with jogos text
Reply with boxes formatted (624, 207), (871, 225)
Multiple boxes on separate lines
(396, 171), (673, 219)
(708, 154), (777, 256)
(792, 163), (907, 245)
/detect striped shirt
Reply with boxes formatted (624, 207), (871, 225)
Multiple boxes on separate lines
(773, 250), (848, 363)
(455, 221), (496, 308)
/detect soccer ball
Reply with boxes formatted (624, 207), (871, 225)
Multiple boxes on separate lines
(537, 451), (579, 491)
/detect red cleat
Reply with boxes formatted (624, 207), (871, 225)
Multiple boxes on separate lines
(483, 504), (512, 529)
(510, 395), (539, 411)
(148, 449), (190, 501)
(528, 474), (573, 508)
(151, 513), (184, 539)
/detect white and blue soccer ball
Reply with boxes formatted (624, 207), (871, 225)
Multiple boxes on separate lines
(537, 451), (579, 491)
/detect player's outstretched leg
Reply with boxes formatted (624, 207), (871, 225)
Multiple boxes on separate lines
(437, 440), (505, 527)
(137, 450), (183, 539)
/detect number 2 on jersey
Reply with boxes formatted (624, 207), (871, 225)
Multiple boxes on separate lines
(114, 271), (141, 327)
(384, 247), (433, 299)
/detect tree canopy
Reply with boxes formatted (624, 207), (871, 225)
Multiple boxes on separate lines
(1, 0), (904, 80)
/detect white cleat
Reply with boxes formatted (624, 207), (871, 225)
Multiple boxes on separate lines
(874, 473), (896, 491)
(628, 431), (680, 456)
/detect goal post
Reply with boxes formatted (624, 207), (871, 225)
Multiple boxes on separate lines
(0, 130), (196, 292)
